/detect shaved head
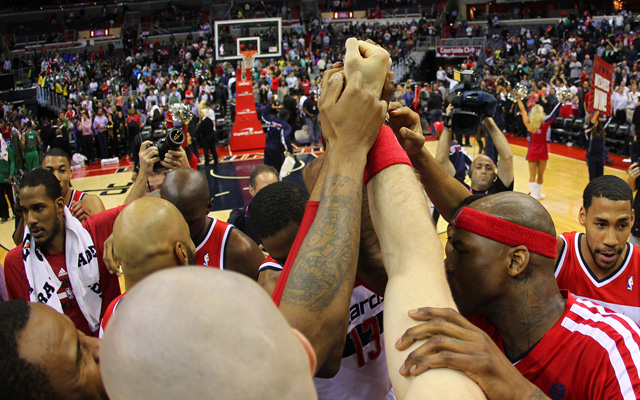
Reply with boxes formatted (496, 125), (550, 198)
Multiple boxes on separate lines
(159, 168), (212, 241)
(446, 192), (559, 316)
(100, 268), (318, 400)
(113, 197), (196, 288)
(160, 168), (210, 214)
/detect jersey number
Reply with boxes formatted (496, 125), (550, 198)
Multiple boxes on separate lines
(348, 315), (382, 367)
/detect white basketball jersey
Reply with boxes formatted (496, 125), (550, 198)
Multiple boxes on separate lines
(314, 285), (394, 400)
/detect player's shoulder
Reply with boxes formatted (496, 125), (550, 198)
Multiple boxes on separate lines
(5, 244), (24, 269)
(563, 294), (640, 346)
(259, 256), (283, 273)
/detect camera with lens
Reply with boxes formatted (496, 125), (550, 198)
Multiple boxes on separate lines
(445, 70), (497, 138)
(147, 128), (185, 171)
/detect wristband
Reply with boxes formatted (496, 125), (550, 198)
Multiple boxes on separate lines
(363, 125), (412, 185)
(444, 114), (452, 129)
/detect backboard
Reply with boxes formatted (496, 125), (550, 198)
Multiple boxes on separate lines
(213, 17), (282, 61)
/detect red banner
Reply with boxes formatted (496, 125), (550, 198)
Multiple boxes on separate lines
(435, 46), (482, 58)
(588, 56), (613, 116)
(230, 68), (265, 151)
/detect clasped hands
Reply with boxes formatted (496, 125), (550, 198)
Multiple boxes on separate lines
(317, 38), (392, 153)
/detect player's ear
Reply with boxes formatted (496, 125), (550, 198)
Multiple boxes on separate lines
(292, 328), (317, 375)
(174, 242), (188, 266)
(207, 198), (214, 213)
(507, 245), (530, 279)
(579, 206), (587, 227)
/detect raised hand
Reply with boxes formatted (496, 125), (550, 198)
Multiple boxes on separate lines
(344, 38), (392, 99)
(318, 71), (387, 152)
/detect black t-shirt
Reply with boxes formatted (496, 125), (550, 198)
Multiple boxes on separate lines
(303, 98), (318, 117)
(470, 176), (514, 195)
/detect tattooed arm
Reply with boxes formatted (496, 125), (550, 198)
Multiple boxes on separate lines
(367, 164), (485, 399)
(278, 70), (387, 377)
(303, 155), (387, 295)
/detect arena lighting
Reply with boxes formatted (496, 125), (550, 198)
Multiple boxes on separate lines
(333, 11), (354, 19)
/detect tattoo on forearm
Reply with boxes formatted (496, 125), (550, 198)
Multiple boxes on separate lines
(281, 174), (361, 312)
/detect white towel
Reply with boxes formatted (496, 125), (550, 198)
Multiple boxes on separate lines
(23, 207), (102, 332)
(0, 138), (8, 162)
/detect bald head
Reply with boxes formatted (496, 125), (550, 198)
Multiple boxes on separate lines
(100, 268), (318, 400)
(113, 197), (196, 288)
(160, 168), (210, 214)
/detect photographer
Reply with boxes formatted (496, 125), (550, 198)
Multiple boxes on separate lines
(124, 139), (189, 203)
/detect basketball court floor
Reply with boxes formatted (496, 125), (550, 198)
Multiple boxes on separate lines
(0, 136), (630, 265)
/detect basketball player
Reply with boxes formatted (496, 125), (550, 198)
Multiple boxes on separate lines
(4, 169), (123, 337)
(99, 197), (196, 337)
(12, 148), (106, 245)
(393, 192), (640, 398)
(555, 175), (640, 324)
(0, 300), (107, 400)
(100, 267), (318, 400)
(250, 181), (393, 400)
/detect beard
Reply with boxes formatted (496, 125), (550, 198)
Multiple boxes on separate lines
(587, 241), (624, 270)
(34, 216), (62, 251)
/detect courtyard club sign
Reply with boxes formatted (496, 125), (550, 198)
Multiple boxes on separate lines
(436, 46), (483, 58)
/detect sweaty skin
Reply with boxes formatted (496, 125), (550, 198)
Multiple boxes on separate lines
(112, 197), (195, 288)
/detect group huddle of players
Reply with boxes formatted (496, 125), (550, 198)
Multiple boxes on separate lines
(2, 38), (640, 400)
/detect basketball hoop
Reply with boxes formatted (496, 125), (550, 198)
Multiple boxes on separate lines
(240, 50), (258, 70)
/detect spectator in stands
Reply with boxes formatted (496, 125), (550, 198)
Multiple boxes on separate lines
(93, 108), (109, 160)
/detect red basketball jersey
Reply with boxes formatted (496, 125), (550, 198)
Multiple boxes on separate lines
(556, 232), (640, 325)
(195, 218), (233, 270)
(476, 291), (640, 399)
(99, 292), (126, 338)
(68, 189), (85, 208)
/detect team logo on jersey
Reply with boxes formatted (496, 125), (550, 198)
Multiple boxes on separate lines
(203, 253), (209, 266)
(628, 276), (634, 291)
(549, 383), (566, 399)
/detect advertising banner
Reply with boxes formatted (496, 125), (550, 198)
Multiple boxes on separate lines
(230, 68), (265, 151)
(435, 46), (483, 58)
(588, 56), (613, 116)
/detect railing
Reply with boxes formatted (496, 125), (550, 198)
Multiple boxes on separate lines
(36, 86), (68, 111)
(366, 7), (424, 19)
(439, 37), (486, 47)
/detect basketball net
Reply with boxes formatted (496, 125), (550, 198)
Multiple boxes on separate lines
(240, 50), (257, 80)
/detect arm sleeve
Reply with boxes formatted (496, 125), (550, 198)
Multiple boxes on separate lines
(545, 101), (562, 122)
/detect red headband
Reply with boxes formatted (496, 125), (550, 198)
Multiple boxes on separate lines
(454, 207), (557, 259)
